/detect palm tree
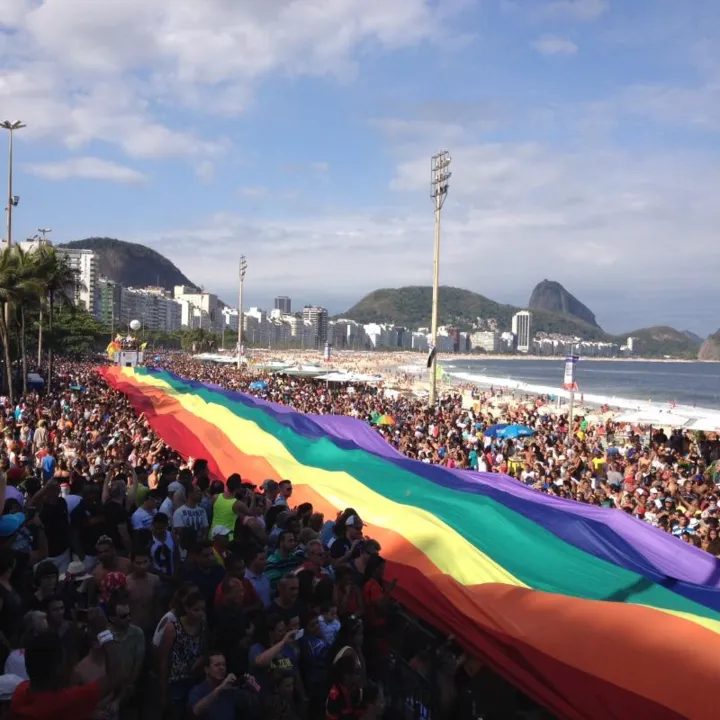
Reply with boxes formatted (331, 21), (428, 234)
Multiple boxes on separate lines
(0, 247), (43, 403)
(34, 248), (82, 392)
(12, 246), (44, 395)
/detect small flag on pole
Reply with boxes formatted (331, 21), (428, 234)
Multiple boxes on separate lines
(426, 344), (436, 369)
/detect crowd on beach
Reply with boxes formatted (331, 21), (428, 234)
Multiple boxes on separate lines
(162, 354), (720, 557)
(0, 351), (717, 720)
(0, 360), (508, 720)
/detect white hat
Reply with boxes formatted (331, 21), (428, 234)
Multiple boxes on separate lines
(167, 481), (183, 493)
(60, 560), (92, 582)
(211, 525), (231, 539)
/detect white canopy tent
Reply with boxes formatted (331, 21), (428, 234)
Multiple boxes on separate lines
(613, 411), (692, 429)
(686, 417), (720, 433)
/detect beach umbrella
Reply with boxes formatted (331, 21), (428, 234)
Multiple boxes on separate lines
(373, 414), (397, 426)
(496, 424), (536, 440)
(483, 423), (510, 438)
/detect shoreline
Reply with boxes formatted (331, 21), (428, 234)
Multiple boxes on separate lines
(441, 355), (715, 363)
(228, 348), (720, 421)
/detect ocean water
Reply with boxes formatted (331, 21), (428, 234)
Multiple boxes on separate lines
(441, 359), (720, 411)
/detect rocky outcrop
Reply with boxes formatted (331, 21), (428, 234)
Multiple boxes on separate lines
(528, 280), (599, 327)
(698, 331), (720, 361)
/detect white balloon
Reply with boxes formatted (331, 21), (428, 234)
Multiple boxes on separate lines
(129, 319), (141, 331)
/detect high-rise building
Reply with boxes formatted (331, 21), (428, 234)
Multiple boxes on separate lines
(121, 287), (182, 332)
(95, 278), (123, 328)
(470, 331), (500, 353)
(174, 286), (222, 330)
(274, 296), (292, 314)
(511, 311), (532, 353)
(302, 305), (328, 348)
(56, 248), (98, 315)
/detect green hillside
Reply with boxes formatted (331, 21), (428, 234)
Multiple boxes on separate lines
(615, 326), (703, 360)
(337, 286), (606, 339)
(59, 237), (197, 291)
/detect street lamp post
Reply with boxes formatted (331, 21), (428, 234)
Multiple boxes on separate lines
(1, 121), (25, 387)
(237, 255), (247, 370)
(1, 121), (26, 249)
(429, 151), (452, 406)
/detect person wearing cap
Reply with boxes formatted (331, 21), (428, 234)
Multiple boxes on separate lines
(58, 561), (92, 615)
(159, 481), (183, 527)
(329, 514), (364, 565)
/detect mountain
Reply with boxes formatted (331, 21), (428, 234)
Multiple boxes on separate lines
(528, 280), (599, 327)
(620, 326), (703, 359)
(698, 330), (720, 361)
(59, 237), (197, 291)
(338, 286), (606, 339)
(683, 330), (704, 344)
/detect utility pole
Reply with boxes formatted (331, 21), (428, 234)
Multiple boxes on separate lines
(2, 122), (25, 360)
(2, 121), (25, 249)
(429, 151), (452, 406)
(237, 255), (247, 369)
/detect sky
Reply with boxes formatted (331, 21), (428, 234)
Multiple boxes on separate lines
(1, 0), (719, 335)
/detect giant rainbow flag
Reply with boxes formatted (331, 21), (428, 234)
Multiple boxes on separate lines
(102, 366), (720, 720)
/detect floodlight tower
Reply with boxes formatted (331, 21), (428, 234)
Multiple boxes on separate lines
(237, 255), (248, 369)
(429, 151), (452, 406)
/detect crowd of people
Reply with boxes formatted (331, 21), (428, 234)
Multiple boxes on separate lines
(0, 360), (496, 720)
(0, 350), (717, 720)
(159, 354), (720, 557)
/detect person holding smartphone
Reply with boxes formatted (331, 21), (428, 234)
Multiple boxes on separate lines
(188, 651), (259, 720)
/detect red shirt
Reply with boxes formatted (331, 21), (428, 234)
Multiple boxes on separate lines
(363, 578), (387, 628)
(213, 577), (261, 610)
(9, 681), (101, 720)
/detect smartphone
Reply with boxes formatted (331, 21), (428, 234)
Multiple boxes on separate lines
(244, 675), (261, 693)
(294, 629), (304, 640)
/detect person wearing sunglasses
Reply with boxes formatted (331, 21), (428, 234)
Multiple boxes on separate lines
(107, 591), (145, 716)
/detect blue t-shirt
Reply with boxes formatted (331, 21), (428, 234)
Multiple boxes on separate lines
(41, 455), (56, 481)
(248, 643), (297, 692)
(187, 680), (244, 720)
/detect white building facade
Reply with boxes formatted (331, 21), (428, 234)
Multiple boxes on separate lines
(57, 248), (98, 315)
(512, 311), (532, 353)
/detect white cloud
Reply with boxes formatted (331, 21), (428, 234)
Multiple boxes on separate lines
(544, 0), (609, 21)
(0, 0), (446, 161)
(133, 138), (720, 333)
(24, 157), (147, 183)
(533, 34), (578, 56)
